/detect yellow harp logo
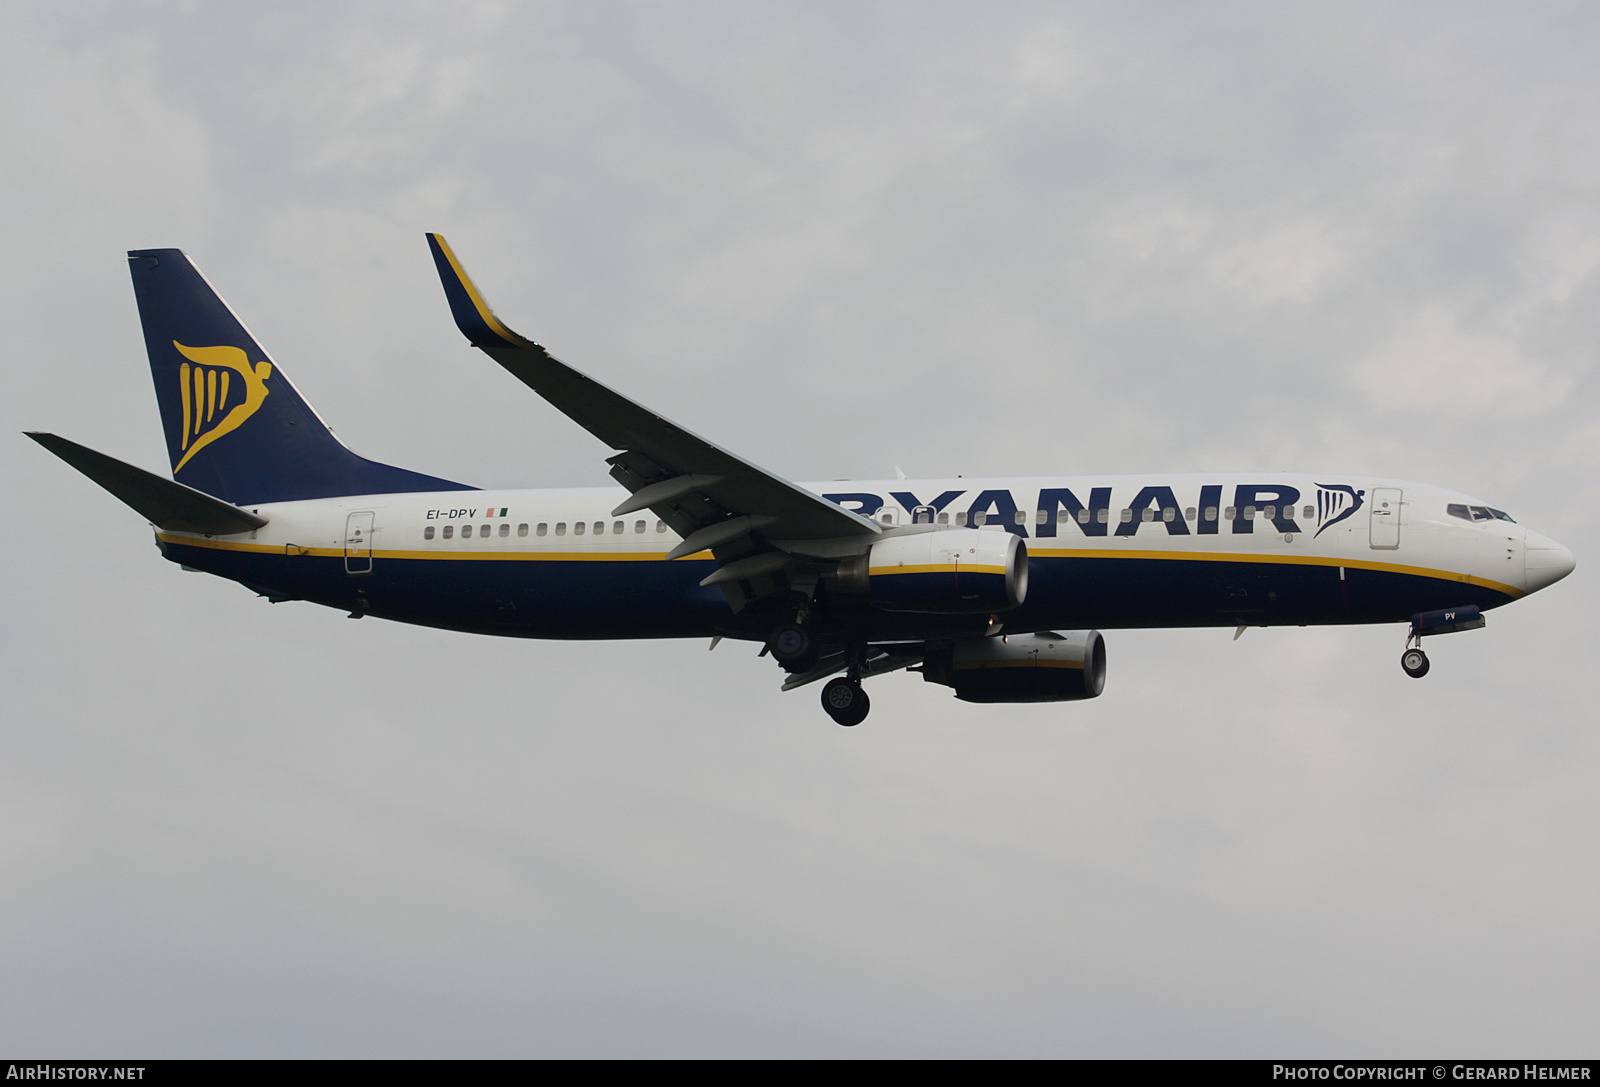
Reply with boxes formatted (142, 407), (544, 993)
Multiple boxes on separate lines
(173, 342), (272, 473)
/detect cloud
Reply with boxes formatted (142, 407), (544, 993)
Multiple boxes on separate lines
(1353, 307), (1569, 416)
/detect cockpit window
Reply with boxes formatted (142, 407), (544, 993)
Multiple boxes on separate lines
(1448, 503), (1513, 523)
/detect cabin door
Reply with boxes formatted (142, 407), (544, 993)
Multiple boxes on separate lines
(345, 511), (375, 574)
(1369, 488), (1402, 550)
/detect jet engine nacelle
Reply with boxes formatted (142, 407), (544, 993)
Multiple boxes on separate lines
(834, 528), (1028, 614)
(920, 631), (1107, 703)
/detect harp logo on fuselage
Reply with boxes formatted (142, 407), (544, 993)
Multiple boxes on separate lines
(172, 341), (272, 473)
(1313, 484), (1365, 539)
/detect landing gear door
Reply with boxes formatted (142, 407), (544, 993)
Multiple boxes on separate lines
(1370, 488), (1401, 550)
(345, 511), (374, 574)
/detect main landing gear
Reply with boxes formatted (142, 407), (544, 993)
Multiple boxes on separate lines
(767, 612), (871, 726)
(768, 623), (818, 673)
(821, 676), (870, 727)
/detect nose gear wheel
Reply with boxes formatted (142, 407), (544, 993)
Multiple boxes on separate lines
(1401, 647), (1430, 678)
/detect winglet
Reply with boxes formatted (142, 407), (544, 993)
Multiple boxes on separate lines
(426, 233), (537, 350)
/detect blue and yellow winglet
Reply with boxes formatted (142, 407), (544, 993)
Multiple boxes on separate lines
(426, 233), (538, 350)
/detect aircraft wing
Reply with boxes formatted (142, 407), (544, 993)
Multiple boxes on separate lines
(426, 234), (880, 579)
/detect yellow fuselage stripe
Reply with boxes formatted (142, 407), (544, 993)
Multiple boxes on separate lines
(159, 533), (697, 562)
(153, 533), (1523, 596)
(954, 659), (1085, 670)
(869, 563), (1009, 576)
(1029, 546), (1523, 598)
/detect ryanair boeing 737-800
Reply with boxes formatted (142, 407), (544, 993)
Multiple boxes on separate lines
(27, 236), (1576, 725)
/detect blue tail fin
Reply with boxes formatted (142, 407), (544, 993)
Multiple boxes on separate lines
(128, 248), (474, 505)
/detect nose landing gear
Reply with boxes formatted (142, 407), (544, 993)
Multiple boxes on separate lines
(1401, 645), (1430, 678)
(1399, 605), (1485, 678)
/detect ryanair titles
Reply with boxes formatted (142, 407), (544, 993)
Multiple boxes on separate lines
(821, 483), (1367, 538)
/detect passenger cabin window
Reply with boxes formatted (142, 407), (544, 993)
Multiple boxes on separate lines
(1242, 506), (1256, 520)
(1263, 505), (1276, 520)
(1014, 511), (1027, 526)
(442, 525), (454, 539)
(1303, 505), (1314, 519)
(479, 524), (489, 536)
(536, 523), (548, 536)
(1162, 507), (1175, 522)
(1096, 509), (1109, 524)
(424, 526), (435, 540)
(593, 521), (603, 535)
(613, 521), (624, 534)
(634, 520), (646, 534)
(461, 525), (473, 538)
(1184, 507), (1196, 521)
(574, 522), (586, 536)
(518, 523), (529, 537)
(1120, 509), (1133, 523)
(497, 523), (507, 537)
(937, 512), (950, 524)
(1223, 507), (1236, 521)
(1204, 507), (1218, 521)
(655, 521), (666, 533)
(1140, 508), (1154, 522)
(555, 523), (567, 536)
(956, 511), (968, 525)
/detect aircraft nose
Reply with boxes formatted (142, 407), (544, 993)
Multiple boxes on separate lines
(1524, 529), (1576, 592)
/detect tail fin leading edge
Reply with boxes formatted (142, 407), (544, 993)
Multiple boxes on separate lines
(128, 248), (473, 505)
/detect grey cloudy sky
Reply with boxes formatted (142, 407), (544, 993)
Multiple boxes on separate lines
(2, 1), (1596, 1057)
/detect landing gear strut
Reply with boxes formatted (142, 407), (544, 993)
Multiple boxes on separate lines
(1401, 625), (1430, 679)
(821, 677), (870, 727)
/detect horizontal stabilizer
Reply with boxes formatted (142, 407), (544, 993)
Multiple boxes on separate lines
(26, 432), (268, 535)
